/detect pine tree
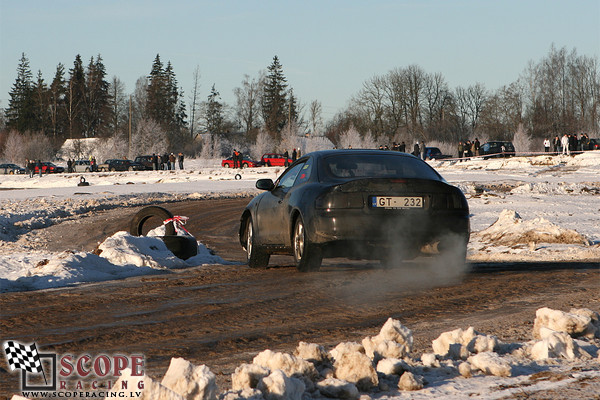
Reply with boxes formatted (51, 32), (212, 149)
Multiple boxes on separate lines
(6, 53), (35, 132)
(49, 63), (67, 138)
(261, 56), (288, 138)
(32, 70), (49, 134)
(66, 54), (86, 138)
(85, 55), (110, 137)
(147, 54), (166, 124)
(205, 84), (224, 134)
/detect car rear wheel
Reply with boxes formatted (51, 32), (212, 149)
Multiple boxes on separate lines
(245, 217), (270, 268)
(437, 233), (468, 270)
(224, 163), (230, 168)
(242, 162), (249, 168)
(293, 217), (322, 272)
(128, 166), (133, 171)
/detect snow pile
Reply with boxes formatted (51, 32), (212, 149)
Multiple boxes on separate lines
(431, 326), (498, 359)
(0, 230), (230, 292)
(533, 307), (600, 339)
(362, 317), (413, 361)
(476, 209), (590, 247)
(11, 307), (600, 399)
(510, 181), (600, 195)
(161, 358), (217, 400)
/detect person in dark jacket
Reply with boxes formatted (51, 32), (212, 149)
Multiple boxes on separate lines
(413, 142), (420, 158)
(178, 152), (184, 169)
(283, 150), (290, 167)
(152, 154), (158, 171)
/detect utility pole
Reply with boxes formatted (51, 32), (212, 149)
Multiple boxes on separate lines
(128, 95), (132, 159)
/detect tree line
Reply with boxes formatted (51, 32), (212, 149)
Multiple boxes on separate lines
(1, 45), (598, 161)
(327, 45), (599, 148)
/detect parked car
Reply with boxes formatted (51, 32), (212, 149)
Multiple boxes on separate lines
(134, 155), (155, 170)
(222, 156), (258, 168)
(98, 159), (145, 172)
(239, 150), (470, 271)
(260, 153), (294, 167)
(73, 160), (92, 173)
(480, 141), (515, 158)
(424, 147), (453, 160)
(0, 163), (26, 174)
(588, 138), (600, 150)
(32, 162), (65, 174)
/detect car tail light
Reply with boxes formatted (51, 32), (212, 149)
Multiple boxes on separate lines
(315, 192), (364, 209)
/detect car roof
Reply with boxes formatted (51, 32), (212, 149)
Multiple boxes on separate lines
(306, 149), (420, 159)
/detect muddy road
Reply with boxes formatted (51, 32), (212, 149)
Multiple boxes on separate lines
(1, 198), (599, 397)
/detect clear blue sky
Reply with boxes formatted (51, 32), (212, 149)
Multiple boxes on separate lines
(1, 0), (599, 121)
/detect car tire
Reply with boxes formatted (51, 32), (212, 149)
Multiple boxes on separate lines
(130, 206), (176, 236)
(160, 235), (198, 260)
(293, 217), (322, 272)
(242, 162), (248, 168)
(244, 216), (270, 268)
(128, 166), (133, 171)
(224, 163), (230, 168)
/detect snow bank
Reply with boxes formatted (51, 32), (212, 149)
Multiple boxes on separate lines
(477, 209), (590, 247)
(0, 231), (230, 292)
(11, 306), (600, 399)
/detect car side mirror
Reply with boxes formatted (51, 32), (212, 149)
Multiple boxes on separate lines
(256, 178), (275, 191)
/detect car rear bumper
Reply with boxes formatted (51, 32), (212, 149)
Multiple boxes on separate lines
(309, 209), (469, 253)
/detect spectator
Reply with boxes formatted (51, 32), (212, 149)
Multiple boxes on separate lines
(543, 138), (551, 152)
(178, 152), (184, 169)
(561, 134), (570, 156)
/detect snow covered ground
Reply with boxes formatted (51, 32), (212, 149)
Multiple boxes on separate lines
(0, 152), (599, 293)
(1, 153), (599, 399)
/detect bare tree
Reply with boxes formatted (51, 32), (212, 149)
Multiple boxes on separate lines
(188, 66), (201, 138)
(107, 76), (127, 137)
(234, 72), (264, 135)
(307, 100), (323, 136)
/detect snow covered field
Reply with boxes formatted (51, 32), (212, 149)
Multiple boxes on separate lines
(1, 153), (599, 399)
(0, 152), (599, 292)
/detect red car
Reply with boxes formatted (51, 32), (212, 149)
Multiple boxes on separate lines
(260, 153), (293, 167)
(33, 162), (65, 174)
(221, 156), (258, 168)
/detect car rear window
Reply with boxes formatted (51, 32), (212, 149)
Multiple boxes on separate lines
(322, 153), (442, 181)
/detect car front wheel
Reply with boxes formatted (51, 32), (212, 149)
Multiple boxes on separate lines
(293, 217), (322, 272)
(245, 217), (270, 268)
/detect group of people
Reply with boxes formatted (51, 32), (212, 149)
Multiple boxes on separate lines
(282, 148), (301, 166)
(545, 133), (592, 156)
(24, 159), (42, 178)
(151, 153), (185, 170)
(457, 138), (481, 158)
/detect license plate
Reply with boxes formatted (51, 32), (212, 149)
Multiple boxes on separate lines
(371, 196), (423, 209)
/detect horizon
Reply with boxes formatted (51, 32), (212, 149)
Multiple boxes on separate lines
(1, 0), (598, 122)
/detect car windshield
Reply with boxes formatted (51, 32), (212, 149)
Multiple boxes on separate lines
(322, 153), (442, 181)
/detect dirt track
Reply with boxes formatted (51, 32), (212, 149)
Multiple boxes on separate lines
(1, 198), (599, 398)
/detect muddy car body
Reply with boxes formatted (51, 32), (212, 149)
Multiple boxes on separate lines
(239, 150), (470, 271)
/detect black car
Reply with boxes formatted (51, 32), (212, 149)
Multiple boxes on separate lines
(0, 163), (26, 174)
(99, 159), (145, 172)
(480, 141), (515, 158)
(239, 150), (470, 271)
(424, 147), (453, 160)
(134, 155), (155, 170)
(588, 138), (600, 150)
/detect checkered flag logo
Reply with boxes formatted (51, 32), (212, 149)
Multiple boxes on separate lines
(3, 341), (43, 374)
